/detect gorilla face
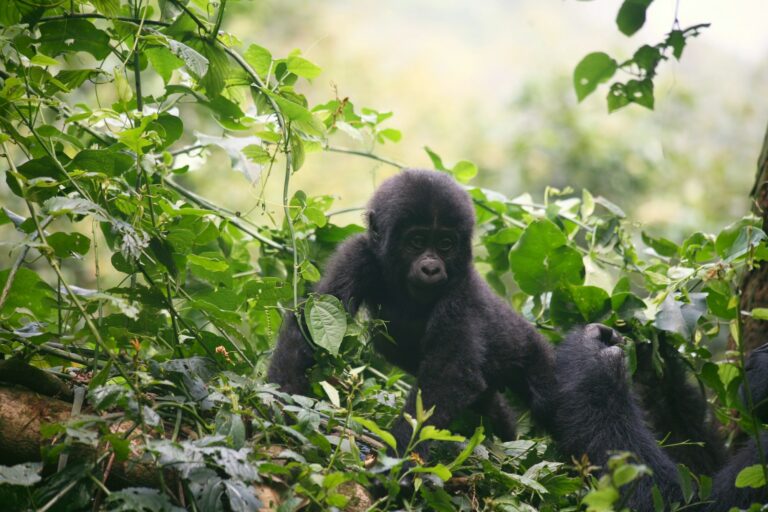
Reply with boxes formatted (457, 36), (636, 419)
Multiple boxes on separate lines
(366, 170), (475, 303)
(400, 225), (456, 301)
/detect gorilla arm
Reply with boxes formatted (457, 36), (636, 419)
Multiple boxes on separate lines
(267, 234), (379, 394)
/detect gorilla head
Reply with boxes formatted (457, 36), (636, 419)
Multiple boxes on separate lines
(366, 170), (475, 302)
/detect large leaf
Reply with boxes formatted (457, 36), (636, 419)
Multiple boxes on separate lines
(305, 294), (347, 356)
(39, 19), (111, 59)
(509, 219), (585, 295)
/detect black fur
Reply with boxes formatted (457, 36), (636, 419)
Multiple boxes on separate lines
(554, 324), (768, 511)
(633, 340), (726, 475)
(268, 169), (555, 455)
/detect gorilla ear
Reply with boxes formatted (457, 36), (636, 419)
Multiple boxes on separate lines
(368, 211), (380, 242)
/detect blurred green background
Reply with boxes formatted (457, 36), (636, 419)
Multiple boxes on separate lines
(176, 0), (768, 239)
(3, 0), (768, 274)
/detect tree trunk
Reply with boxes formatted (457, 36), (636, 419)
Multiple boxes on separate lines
(738, 121), (768, 352)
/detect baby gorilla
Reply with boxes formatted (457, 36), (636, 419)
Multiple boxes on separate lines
(268, 169), (555, 457)
(554, 324), (768, 511)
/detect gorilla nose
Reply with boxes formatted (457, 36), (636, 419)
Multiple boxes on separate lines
(421, 263), (441, 277)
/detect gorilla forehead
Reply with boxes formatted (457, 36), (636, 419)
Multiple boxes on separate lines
(368, 169), (475, 232)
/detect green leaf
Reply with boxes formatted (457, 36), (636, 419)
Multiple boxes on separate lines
(0, 463), (42, 486)
(582, 486), (619, 511)
(418, 426), (464, 443)
(626, 79), (654, 110)
(448, 427), (484, 469)
(287, 55), (322, 79)
(39, 20), (111, 60)
(509, 219), (585, 295)
(47, 232), (91, 258)
(168, 39), (209, 78)
(641, 231), (678, 257)
(244, 44), (272, 77)
(424, 146), (447, 171)
(0, 268), (56, 320)
(263, 90), (325, 137)
(573, 52), (617, 102)
(319, 380), (341, 407)
(735, 465), (767, 489)
(306, 294), (347, 356)
(613, 463), (642, 487)
(72, 149), (134, 177)
(352, 416), (397, 452)
(30, 53), (59, 66)
(616, 0), (653, 36)
(667, 30), (686, 59)
(410, 463), (452, 481)
(145, 46), (184, 84)
(187, 254), (229, 272)
(451, 160), (478, 184)
(751, 308), (768, 320)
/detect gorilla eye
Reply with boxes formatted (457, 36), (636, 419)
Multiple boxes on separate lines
(409, 235), (427, 250)
(437, 237), (454, 252)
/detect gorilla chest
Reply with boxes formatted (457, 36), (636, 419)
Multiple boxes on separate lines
(371, 304), (430, 374)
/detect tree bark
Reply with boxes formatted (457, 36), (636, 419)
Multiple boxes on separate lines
(738, 121), (768, 352)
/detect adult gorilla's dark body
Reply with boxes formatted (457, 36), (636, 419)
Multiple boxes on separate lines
(553, 324), (768, 511)
(268, 169), (555, 455)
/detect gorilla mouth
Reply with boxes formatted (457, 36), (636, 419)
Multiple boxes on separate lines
(406, 278), (447, 302)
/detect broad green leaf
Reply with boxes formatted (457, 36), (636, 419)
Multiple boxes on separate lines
(509, 219), (585, 295)
(39, 20), (111, 59)
(306, 294), (347, 356)
(641, 231), (679, 257)
(573, 52), (617, 102)
(168, 39), (209, 78)
(187, 254), (229, 272)
(263, 90), (325, 137)
(582, 486), (619, 511)
(352, 416), (397, 451)
(72, 149), (134, 176)
(626, 79), (655, 110)
(145, 46), (184, 84)
(735, 465), (767, 489)
(613, 463), (642, 487)
(616, 0), (653, 36)
(47, 232), (91, 258)
(287, 55), (322, 79)
(0, 268), (56, 320)
(451, 160), (478, 184)
(751, 308), (768, 320)
(43, 197), (108, 220)
(30, 53), (59, 66)
(0, 463), (42, 486)
(244, 44), (272, 77)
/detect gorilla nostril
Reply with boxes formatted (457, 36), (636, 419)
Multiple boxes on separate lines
(421, 264), (440, 277)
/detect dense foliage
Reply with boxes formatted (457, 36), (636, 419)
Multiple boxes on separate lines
(0, 1), (766, 511)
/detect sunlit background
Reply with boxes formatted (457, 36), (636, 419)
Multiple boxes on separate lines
(186, 0), (768, 239)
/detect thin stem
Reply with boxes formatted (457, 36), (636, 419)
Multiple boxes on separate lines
(210, 0), (228, 40)
(325, 146), (404, 169)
